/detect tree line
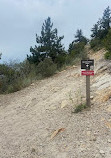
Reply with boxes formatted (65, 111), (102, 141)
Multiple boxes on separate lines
(0, 6), (111, 94)
(27, 17), (88, 67)
(90, 6), (111, 59)
(27, 6), (111, 66)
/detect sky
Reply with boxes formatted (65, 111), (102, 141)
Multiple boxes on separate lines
(0, 0), (111, 63)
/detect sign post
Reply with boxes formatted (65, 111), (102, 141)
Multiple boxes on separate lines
(86, 75), (90, 107)
(81, 59), (94, 107)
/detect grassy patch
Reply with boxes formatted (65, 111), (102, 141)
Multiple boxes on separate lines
(74, 103), (87, 113)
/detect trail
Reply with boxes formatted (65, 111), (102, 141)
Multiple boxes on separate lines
(0, 49), (111, 158)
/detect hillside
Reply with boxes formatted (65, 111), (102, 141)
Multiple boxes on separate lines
(0, 49), (111, 158)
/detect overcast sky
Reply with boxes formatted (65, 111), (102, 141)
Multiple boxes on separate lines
(0, 0), (111, 62)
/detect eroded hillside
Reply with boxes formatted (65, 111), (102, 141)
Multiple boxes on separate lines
(0, 49), (111, 158)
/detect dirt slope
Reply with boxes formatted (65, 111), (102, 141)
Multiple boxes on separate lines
(0, 49), (111, 158)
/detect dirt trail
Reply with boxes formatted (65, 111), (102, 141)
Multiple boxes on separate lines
(0, 49), (111, 158)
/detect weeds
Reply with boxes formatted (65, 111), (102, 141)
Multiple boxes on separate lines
(74, 103), (87, 113)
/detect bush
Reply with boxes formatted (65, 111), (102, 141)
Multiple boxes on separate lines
(69, 42), (87, 60)
(90, 38), (103, 50)
(65, 54), (74, 65)
(103, 29), (111, 59)
(0, 58), (57, 94)
(0, 60), (37, 94)
(55, 53), (67, 68)
(36, 58), (57, 77)
(104, 51), (111, 59)
(74, 103), (87, 113)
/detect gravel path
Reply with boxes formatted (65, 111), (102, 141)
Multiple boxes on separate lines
(0, 50), (111, 158)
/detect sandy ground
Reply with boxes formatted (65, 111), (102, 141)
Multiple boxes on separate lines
(0, 49), (111, 158)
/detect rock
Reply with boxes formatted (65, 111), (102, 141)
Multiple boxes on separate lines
(61, 100), (68, 108)
(87, 131), (91, 136)
(108, 139), (111, 143)
(100, 150), (105, 155)
(106, 106), (111, 112)
(90, 136), (96, 141)
(80, 148), (85, 152)
(73, 65), (77, 68)
(80, 141), (83, 143)
(90, 96), (94, 99)
(31, 148), (36, 153)
(31, 83), (35, 86)
(92, 137), (96, 141)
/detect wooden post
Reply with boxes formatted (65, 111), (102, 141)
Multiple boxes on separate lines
(86, 75), (90, 107)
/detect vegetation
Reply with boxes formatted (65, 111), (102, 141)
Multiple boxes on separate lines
(90, 6), (111, 52)
(36, 58), (57, 78)
(0, 58), (58, 94)
(27, 17), (65, 65)
(68, 29), (88, 59)
(104, 29), (111, 59)
(0, 60), (36, 93)
(74, 103), (87, 113)
(1, 6), (111, 94)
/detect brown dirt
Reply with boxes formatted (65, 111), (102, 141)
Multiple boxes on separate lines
(0, 49), (111, 158)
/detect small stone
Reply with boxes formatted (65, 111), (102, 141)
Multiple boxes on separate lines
(108, 139), (111, 143)
(87, 131), (91, 136)
(31, 83), (35, 86)
(90, 136), (96, 141)
(92, 137), (96, 141)
(94, 132), (98, 136)
(90, 96), (94, 99)
(61, 100), (68, 108)
(31, 148), (36, 153)
(100, 150), (105, 154)
(80, 148), (85, 152)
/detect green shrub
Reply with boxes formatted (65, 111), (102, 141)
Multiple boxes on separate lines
(55, 54), (66, 68)
(7, 80), (22, 93)
(104, 51), (111, 59)
(103, 29), (111, 59)
(74, 103), (87, 113)
(0, 60), (37, 94)
(0, 58), (57, 94)
(19, 60), (36, 78)
(90, 38), (102, 50)
(65, 54), (73, 65)
(69, 42), (87, 60)
(36, 58), (57, 77)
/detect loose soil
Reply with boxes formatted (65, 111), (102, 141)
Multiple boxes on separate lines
(0, 49), (111, 158)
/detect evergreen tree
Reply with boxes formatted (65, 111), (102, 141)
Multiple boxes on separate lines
(74, 29), (87, 44)
(68, 41), (74, 53)
(91, 22), (101, 38)
(101, 6), (111, 31)
(68, 29), (87, 53)
(0, 53), (2, 60)
(104, 29), (111, 59)
(68, 29), (88, 59)
(91, 6), (111, 40)
(74, 29), (83, 42)
(27, 17), (64, 64)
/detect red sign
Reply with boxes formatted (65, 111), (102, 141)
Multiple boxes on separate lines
(81, 70), (94, 76)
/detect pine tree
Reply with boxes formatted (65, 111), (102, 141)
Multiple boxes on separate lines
(91, 6), (111, 40)
(68, 29), (88, 59)
(104, 29), (111, 59)
(27, 17), (64, 64)
(101, 6), (111, 31)
(68, 41), (74, 53)
(0, 53), (2, 60)
(91, 23), (100, 38)
(74, 29), (87, 44)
